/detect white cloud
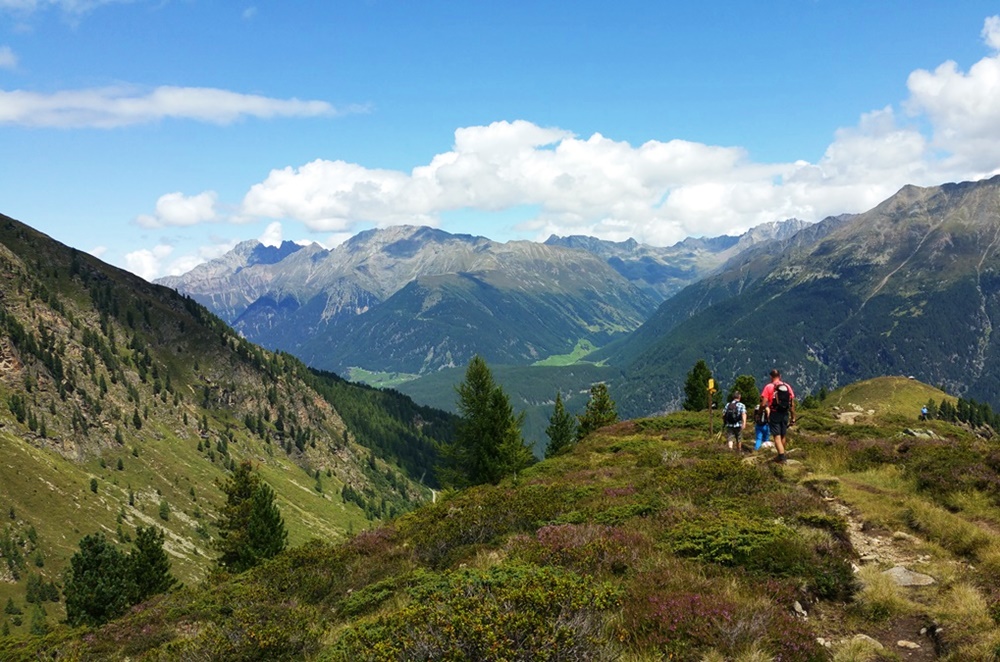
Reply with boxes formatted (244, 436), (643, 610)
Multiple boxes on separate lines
(240, 115), (952, 246)
(88, 245), (107, 258)
(904, 15), (1000, 175)
(983, 15), (1000, 50)
(0, 85), (354, 128)
(136, 191), (219, 229)
(0, 46), (17, 70)
(258, 221), (282, 246)
(238, 15), (1000, 248)
(125, 244), (172, 281)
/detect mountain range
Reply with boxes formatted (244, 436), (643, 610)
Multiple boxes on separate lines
(157, 221), (808, 381)
(608, 175), (1000, 416)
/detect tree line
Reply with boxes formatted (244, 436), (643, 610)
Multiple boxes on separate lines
(436, 355), (619, 488)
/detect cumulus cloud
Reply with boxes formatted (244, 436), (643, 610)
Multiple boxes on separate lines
(258, 221), (282, 246)
(904, 15), (1000, 175)
(0, 85), (356, 128)
(240, 115), (948, 246)
(0, 46), (17, 70)
(136, 191), (219, 229)
(125, 244), (173, 282)
(239, 14), (1000, 248)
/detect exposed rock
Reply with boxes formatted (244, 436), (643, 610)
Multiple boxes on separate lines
(851, 634), (884, 649)
(883, 565), (935, 586)
(897, 640), (921, 649)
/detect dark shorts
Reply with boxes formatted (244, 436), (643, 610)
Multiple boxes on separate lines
(725, 425), (743, 441)
(769, 413), (790, 437)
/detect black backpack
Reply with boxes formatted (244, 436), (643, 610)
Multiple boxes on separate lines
(754, 404), (768, 425)
(772, 383), (792, 413)
(723, 401), (741, 425)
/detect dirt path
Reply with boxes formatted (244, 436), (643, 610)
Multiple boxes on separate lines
(817, 488), (941, 659)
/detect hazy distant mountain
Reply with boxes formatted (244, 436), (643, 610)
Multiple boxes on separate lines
(158, 226), (659, 376)
(606, 176), (1000, 416)
(544, 218), (810, 301)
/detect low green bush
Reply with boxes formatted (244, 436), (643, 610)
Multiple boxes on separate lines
(326, 564), (621, 661)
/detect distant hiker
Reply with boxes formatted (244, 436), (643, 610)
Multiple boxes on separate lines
(723, 391), (747, 452)
(920, 406), (928, 421)
(761, 369), (795, 463)
(753, 402), (770, 451)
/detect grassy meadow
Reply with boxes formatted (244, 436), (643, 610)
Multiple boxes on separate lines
(4, 376), (1000, 660)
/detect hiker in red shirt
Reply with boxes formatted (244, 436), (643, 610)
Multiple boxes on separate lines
(761, 369), (795, 464)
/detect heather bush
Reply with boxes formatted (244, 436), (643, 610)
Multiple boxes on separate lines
(904, 441), (1000, 501)
(327, 564), (621, 661)
(398, 483), (569, 567)
(668, 513), (855, 600)
(845, 442), (895, 473)
(620, 588), (825, 662)
(508, 523), (652, 576)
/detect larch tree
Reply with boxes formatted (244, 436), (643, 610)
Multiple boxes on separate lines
(730, 375), (760, 408)
(544, 391), (577, 458)
(438, 355), (534, 488)
(576, 383), (618, 441)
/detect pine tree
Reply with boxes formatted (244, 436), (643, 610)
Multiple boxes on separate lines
(130, 526), (177, 603)
(215, 461), (287, 573)
(64, 533), (134, 627)
(544, 391), (577, 458)
(576, 383), (618, 440)
(730, 375), (759, 408)
(438, 355), (533, 488)
(683, 360), (717, 411)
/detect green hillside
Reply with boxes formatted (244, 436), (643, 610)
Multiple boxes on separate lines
(609, 177), (1000, 418)
(9, 376), (1000, 659)
(0, 214), (456, 630)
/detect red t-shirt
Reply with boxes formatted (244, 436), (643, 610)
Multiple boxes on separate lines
(761, 381), (795, 406)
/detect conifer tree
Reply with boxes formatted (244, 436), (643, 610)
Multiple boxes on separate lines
(683, 360), (718, 411)
(730, 375), (759, 408)
(130, 525), (176, 603)
(576, 383), (618, 440)
(64, 533), (134, 627)
(215, 461), (287, 573)
(438, 355), (533, 488)
(544, 391), (577, 458)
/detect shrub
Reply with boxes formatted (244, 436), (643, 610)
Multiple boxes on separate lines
(621, 587), (825, 662)
(508, 523), (651, 576)
(668, 514), (855, 601)
(398, 484), (568, 568)
(845, 442), (895, 473)
(905, 442), (1000, 501)
(328, 564), (621, 661)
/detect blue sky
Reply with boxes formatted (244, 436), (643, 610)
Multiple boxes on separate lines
(2, 1), (1000, 280)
